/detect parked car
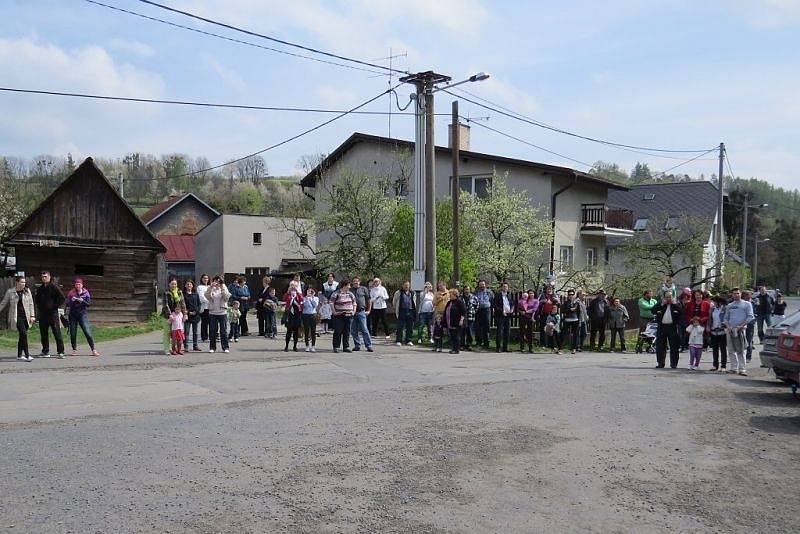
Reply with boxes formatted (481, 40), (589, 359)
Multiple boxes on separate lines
(759, 310), (800, 382)
(774, 331), (800, 393)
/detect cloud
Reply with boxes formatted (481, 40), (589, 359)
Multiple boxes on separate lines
(205, 57), (247, 91)
(108, 38), (156, 58)
(729, 0), (800, 28)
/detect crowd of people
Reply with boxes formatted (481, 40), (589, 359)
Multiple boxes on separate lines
(2, 271), (789, 374)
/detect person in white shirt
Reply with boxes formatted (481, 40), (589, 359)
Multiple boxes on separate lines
(493, 282), (514, 352)
(196, 273), (211, 342)
(369, 277), (391, 339)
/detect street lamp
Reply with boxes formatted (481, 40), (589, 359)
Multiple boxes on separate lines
(753, 236), (770, 288)
(739, 193), (769, 288)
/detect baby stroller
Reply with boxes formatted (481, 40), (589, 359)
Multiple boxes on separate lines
(635, 321), (658, 354)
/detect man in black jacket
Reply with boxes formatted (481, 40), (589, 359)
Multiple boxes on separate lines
(35, 271), (65, 358)
(754, 286), (774, 343)
(493, 282), (514, 352)
(588, 289), (610, 350)
(652, 291), (683, 368)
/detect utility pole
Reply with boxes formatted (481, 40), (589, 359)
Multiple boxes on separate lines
(716, 142), (725, 288)
(400, 71), (451, 288)
(118, 172), (125, 200)
(741, 192), (749, 288)
(451, 100), (460, 286)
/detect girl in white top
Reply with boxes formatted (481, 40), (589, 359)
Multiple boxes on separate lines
(319, 296), (332, 334)
(369, 277), (391, 339)
(417, 282), (435, 343)
(196, 273), (211, 342)
(301, 288), (320, 352)
(685, 316), (705, 370)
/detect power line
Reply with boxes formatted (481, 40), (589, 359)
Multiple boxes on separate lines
(134, 0), (408, 75)
(137, 85), (401, 181)
(0, 86), (448, 116)
(655, 148), (719, 176)
(464, 119), (593, 168)
(443, 87), (716, 154)
(83, 0), (388, 75)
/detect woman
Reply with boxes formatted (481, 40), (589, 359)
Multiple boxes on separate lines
(773, 293), (788, 323)
(229, 276), (251, 336)
(417, 282), (435, 344)
(369, 277), (391, 338)
(0, 276), (36, 361)
(709, 296), (728, 372)
(205, 276), (231, 353)
(301, 287), (319, 352)
(256, 275), (272, 336)
(283, 285), (304, 352)
(196, 274), (211, 342)
(518, 289), (539, 353)
(433, 282), (449, 319)
(65, 278), (99, 356)
(182, 279), (201, 352)
(163, 278), (187, 355)
(443, 288), (466, 354)
(684, 289), (711, 350)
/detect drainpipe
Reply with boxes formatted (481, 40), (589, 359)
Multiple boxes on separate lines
(549, 173), (579, 274)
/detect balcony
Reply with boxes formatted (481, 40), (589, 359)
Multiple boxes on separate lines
(580, 203), (635, 237)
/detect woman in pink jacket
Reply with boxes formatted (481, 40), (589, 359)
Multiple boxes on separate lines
(518, 289), (539, 353)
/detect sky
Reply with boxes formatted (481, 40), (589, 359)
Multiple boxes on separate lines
(0, 0), (798, 189)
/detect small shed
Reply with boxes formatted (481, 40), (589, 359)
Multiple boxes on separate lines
(4, 158), (166, 324)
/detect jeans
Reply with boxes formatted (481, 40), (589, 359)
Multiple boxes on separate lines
(495, 314), (511, 351)
(462, 319), (475, 348)
(578, 321), (587, 350)
(711, 333), (728, 368)
(39, 311), (65, 355)
(68, 313), (95, 351)
(476, 308), (491, 347)
(183, 316), (199, 349)
(728, 328), (747, 371)
(333, 315), (353, 349)
(448, 327), (461, 352)
(209, 314), (229, 351)
(417, 311), (433, 341)
(370, 308), (390, 337)
(395, 309), (414, 344)
(352, 310), (372, 348)
(229, 321), (241, 340)
(264, 310), (277, 337)
(757, 314), (772, 342)
(16, 315), (30, 358)
(520, 316), (534, 351)
(302, 313), (317, 347)
(563, 321), (580, 351)
(745, 321), (755, 361)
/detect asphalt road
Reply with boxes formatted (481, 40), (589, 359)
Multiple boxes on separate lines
(0, 331), (797, 533)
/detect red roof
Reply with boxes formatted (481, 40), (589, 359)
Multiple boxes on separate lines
(158, 234), (195, 262)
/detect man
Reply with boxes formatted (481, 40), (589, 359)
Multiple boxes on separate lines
(460, 285), (478, 350)
(350, 277), (373, 353)
(34, 271), (65, 358)
(754, 286), (775, 344)
(588, 289), (610, 350)
(322, 273), (338, 300)
(561, 289), (581, 354)
(724, 287), (755, 376)
(493, 282), (514, 352)
(330, 280), (356, 353)
(474, 279), (494, 349)
(742, 290), (756, 362)
(392, 281), (416, 346)
(652, 291), (683, 368)
(635, 289), (657, 353)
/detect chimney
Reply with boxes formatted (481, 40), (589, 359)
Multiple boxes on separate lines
(448, 122), (471, 152)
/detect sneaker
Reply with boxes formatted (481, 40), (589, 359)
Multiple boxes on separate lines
(209, 349), (215, 353)
(91, 350), (100, 357)
(738, 370), (748, 376)
(223, 349), (230, 353)
(41, 352), (51, 358)
(429, 338), (434, 344)
(366, 347), (374, 353)
(385, 335), (391, 340)
(395, 342), (402, 347)
(25, 355), (34, 362)
(406, 342), (414, 347)
(234, 339), (239, 343)
(56, 353), (65, 359)
(343, 348), (352, 353)
(333, 348), (339, 353)
(710, 367), (718, 372)
(17, 355), (27, 361)
(311, 347), (316, 353)
(304, 346), (310, 352)
(687, 364), (693, 370)
(352, 347), (361, 352)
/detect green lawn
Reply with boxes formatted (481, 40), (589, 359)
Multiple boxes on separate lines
(0, 315), (162, 350)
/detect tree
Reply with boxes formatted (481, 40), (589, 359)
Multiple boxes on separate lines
(235, 155), (268, 183)
(630, 162), (653, 184)
(226, 182), (262, 214)
(590, 161), (629, 184)
(770, 219), (800, 291)
(282, 170), (404, 277)
(463, 174), (553, 283)
(0, 173), (24, 240)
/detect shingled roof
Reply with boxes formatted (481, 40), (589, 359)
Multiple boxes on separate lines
(607, 181), (720, 221)
(140, 192), (220, 226)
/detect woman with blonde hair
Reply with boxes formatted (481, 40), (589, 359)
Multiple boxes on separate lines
(0, 275), (36, 361)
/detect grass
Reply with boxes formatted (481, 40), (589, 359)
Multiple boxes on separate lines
(0, 314), (162, 350)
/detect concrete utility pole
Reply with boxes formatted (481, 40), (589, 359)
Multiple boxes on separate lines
(716, 142), (725, 288)
(741, 192), (749, 288)
(451, 100), (460, 286)
(118, 172), (125, 200)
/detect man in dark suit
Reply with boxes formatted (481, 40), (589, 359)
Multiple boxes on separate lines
(652, 291), (683, 368)
(493, 282), (514, 352)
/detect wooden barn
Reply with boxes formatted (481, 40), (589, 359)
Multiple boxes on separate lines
(4, 158), (165, 324)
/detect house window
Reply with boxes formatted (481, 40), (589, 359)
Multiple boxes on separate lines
(452, 174), (492, 199)
(586, 247), (598, 269)
(300, 234), (308, 246)
(75, 264), (104, 276)
(665, 217), (680, 230)
(559, 246), (574, 271)
(643, 193), (655, 201)
(634, 218), (648, 231)
(253, 232), (262, 246)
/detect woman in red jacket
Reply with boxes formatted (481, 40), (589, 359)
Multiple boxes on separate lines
(684, 289), (711, 348)
(283, 286), (304, 352)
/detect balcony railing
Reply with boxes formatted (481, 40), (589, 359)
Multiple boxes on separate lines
(581, 203), (634, 230)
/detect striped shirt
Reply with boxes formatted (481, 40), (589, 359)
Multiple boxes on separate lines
(332, 290), (356, 316)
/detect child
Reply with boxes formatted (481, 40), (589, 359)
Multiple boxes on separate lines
(319, 295), (332, 334)
(545, 304), (562, 354)
(686, 316), (705, 370)
(432, 316), (444, 353)
(263, 287), (279, 339)
(228, 300), (242, 343)
(168, 309), (185, 356)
